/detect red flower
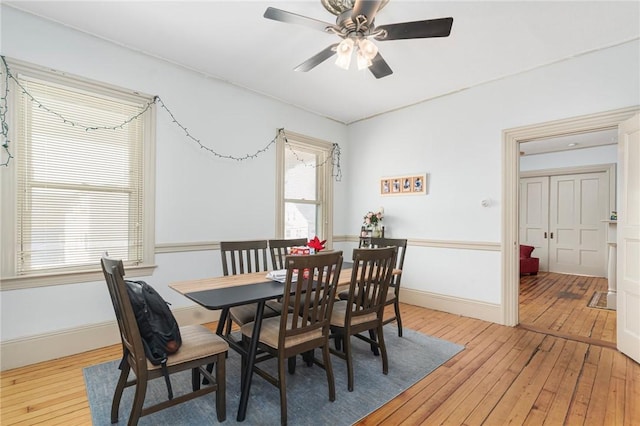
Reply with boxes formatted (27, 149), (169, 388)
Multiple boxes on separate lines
(307, 236), (326, 252)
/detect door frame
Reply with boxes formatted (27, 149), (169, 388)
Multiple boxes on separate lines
(501, 106), (639, 326)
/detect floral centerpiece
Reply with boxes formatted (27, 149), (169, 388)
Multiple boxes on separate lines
(307, 236), (326, 253)
(363, 208), (384, 237)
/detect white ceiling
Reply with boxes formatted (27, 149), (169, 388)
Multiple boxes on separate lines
(6, 1), (639, 127)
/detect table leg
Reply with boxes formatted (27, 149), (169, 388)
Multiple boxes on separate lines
(236, 300), (265, 422)
(216, 307), (230, 335)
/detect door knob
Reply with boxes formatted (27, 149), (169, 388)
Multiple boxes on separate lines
(550, 232), (554, 239)
(544, 232), (547, 239)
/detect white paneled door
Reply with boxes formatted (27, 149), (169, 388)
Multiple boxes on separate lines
(617, 113), (640, 364)
(520, 170), (610, 275)
(520, 176), (550, 271)
(548, 172), (609, 276)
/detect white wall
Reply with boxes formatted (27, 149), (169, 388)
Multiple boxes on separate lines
(346, 39), (639, 304)
(0, 6), (348, 342)
(1, 4), (639, 369)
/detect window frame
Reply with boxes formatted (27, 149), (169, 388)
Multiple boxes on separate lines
(0, 59), (156, 290)
(275, 130), (333, 247)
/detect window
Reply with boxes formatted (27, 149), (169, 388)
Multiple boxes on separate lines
(276, 130), (333, 245)
(0, 61), (155, 289)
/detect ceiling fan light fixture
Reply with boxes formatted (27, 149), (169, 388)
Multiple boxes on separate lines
(358, 38), (378, 60)
(335, 37), (354, 70)
(356, 50), (372, 70)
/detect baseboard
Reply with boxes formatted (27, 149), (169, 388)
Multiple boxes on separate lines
(400, 288), (502, 324)
(0, 305), (219, 371)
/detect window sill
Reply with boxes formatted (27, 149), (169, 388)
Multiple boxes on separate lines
(0, 264), (158, 291)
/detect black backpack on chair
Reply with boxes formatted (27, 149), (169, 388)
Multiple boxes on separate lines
(124, 280), (182, 399)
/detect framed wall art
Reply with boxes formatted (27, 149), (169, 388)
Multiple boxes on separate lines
(380, 173), (427, 196)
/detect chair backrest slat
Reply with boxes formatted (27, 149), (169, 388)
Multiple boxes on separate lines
(347, 247), (396, 321)
(220, 240), (269, 276)
(268, 238), (308, 270)
(279, 251), (343, 344)
(369, 237), (407, 287)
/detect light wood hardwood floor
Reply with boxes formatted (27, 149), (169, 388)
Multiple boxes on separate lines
(2, 279), (638, 425)
(519, 272), (617, 348)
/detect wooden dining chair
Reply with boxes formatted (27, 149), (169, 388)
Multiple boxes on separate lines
(268, 238), (308, 270)
(240, 251), (344, 426)
(220, 240), (280, 336)
(330, 246), (396, 392)
(101, 256), (227, 425)
(339, 237), (408, 336)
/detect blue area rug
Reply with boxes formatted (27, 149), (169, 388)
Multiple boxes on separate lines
(84, 326), (463, 425)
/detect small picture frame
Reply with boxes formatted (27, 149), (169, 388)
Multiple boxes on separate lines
(402, 177), (412, 193)
(380, 179), (390, 194)
(412, 175), (425, 194)
(391, 179), (401, 193)
(380, 173), (427, 196)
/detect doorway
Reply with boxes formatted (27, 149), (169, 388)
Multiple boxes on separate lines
(501, 106), (639, 327)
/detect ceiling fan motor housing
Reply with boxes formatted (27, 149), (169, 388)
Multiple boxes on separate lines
(321, 0), (389, 16)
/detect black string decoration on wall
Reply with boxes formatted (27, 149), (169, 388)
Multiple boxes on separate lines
(0, 56), (342, 180)
(0, 57), (13, 167)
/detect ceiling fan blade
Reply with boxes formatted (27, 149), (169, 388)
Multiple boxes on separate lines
(369, 52), (393, 79)
(375, 17), (454, 41)
(351, 0), (383, 24)
(294, 44), (339, 72)
(264, 7), (334, 33)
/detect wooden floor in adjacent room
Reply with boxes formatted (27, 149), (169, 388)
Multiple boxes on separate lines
(2, 295), (638, 425)
(518, 271), (617, 348)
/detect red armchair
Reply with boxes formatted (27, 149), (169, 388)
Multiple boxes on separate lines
(520, 245), (539, 276)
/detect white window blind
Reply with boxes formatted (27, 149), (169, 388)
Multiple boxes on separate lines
(15, 75), (148, 275)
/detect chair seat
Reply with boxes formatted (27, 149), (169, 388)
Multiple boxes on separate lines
(229, 301), (280, 326)
(145, 325), (228, 370)
(241, 316), (322, 349)
(330, 300), (377, 327)
(338, 287), (396, 303)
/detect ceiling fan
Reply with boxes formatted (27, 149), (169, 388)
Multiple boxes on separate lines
(264, 0), (454, 79)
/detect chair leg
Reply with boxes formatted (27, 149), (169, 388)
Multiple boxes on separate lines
(377, 324), (388, 375)
(192, 367), (201, 391)
(322, 343), (336, 402)
(303, 349), (314, 367)
(288, 356), (296, 374)
(368, 329), (380, 356)
(394, 299), (403, 337)
(278, 355), (288, 426)
(216, 354), (227, 422)
(128, 374), (148, 426)
(111, 361), (130, 423)
(334, 334), (342, 351)
(344, 335), (354, 392)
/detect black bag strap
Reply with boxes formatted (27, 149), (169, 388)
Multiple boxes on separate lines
(118, 348), (130, 371)
(160, 358), (173, 400)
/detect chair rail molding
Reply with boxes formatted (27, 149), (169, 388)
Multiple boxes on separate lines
(336, 235), (500, 252)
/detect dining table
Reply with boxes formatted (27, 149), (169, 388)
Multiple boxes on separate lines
(169, 263), (400, 422)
